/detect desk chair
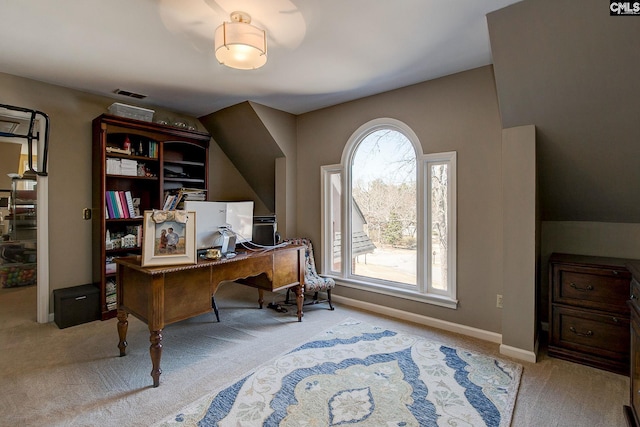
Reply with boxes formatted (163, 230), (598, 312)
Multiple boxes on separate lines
(284, 238), (335, 310)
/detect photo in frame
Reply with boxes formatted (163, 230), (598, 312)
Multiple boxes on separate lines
(142, 210), (196, 266)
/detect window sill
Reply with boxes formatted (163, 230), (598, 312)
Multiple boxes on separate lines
(330, 276), (458, 310)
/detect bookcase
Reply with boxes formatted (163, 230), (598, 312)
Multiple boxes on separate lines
(92, 114), (210, 319)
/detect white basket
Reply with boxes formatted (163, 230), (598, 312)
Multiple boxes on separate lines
(108, 103), (154, 122)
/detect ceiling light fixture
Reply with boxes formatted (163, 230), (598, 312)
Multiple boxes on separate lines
(214, 11), (267, 70)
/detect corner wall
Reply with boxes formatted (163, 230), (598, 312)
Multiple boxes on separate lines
(501, 125), (537, 361)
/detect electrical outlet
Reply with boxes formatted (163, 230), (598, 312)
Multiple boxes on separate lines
(83, 208), (91, 220)
(496, 294), (503, 308)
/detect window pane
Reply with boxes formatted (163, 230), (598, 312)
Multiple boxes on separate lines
(351, 129), (416, 286)
(330, 172), (342, 272)
(430, 163), (448, 290)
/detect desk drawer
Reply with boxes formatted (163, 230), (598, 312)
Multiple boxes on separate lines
(553, 267), (630, 313)
(550, 306), (629, 359)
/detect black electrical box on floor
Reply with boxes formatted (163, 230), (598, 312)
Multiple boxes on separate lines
(53, 284), (100, 329)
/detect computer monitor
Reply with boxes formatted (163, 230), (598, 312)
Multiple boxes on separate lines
(183, 200), (254, 251)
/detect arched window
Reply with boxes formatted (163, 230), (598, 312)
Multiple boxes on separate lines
(321, 118), (457, 307)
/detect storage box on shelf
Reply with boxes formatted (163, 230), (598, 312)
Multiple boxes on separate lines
(92, 113), (210, 319)
(107, 103), (154, 123)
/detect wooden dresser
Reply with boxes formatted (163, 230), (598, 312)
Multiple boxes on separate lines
(548, 253), (633, 375)
(624, 262), (640, 426)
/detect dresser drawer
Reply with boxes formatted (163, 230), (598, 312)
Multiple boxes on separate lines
(631, 278), (640, 312)
(550, 306), (629, 360)
(552, 266), (630, 313)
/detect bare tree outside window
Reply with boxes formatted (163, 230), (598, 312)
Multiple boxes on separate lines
(430, 164), (448, 290)
(350, 129), (417, 286)
(322, 119), (456, 304)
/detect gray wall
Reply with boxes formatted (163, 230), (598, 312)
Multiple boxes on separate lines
(296, 66), (507, 333)
(0, 72), (258, 311)
(502, 125), (537, 353)
(488, 0), (640, 222)
(488, 0), (640, 323)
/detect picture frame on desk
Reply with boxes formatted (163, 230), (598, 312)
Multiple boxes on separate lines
(141, 210), (196, 266)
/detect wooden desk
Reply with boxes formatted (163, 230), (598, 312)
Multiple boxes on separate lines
(114, 245), (304, 387)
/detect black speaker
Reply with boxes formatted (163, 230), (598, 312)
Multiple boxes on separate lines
(253, 215), (278, 246)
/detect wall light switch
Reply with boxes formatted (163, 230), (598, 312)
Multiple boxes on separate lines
(83, 208), (91, 220)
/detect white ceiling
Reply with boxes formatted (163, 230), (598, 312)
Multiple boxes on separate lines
(0, 0), (520, 116)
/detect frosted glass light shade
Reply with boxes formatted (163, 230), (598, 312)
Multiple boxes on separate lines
(214, 19), (267, 70)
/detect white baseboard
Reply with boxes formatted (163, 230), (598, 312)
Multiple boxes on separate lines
(332, 294), (538, 363)
(332, 294), (502, 343)
(500, 343), (538, 363)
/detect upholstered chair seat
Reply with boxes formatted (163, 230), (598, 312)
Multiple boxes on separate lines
(285, 237), (335, 310)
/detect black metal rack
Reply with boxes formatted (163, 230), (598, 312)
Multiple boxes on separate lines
(0, 103), (49, 176)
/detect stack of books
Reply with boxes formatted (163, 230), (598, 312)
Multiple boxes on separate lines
(162, 187), (207, 210)
(120, 159), (138, 176)
(105, 279), (117, 311)
(106, 158), (122, 175)
(182, 188), (206, 201)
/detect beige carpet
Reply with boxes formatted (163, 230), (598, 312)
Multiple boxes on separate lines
(0, 283), (630, 426)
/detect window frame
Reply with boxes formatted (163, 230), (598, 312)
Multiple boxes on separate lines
(321, 118), (458, 309)
(423, 151), (457, 299)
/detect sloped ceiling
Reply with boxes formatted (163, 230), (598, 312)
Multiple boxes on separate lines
(488, 0), (640, 222)
(200, 102), (284, 212)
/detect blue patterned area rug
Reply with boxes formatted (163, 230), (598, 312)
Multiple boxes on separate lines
(157, 319), (522, 427)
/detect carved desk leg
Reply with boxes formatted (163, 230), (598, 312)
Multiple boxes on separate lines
(296, 284), (304, 322)
(117, 309), (128, 357)
(258, 289), (264, 309)
(150, 329), (163, 388)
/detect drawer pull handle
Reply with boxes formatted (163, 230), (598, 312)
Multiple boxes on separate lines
(612, 317), (619, 323)
(569, 326), (593, 337)
(569, 283), (594, 292)
(612, 270), (619, 275)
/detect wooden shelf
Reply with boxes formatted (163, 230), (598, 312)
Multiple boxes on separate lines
(93, 114), (210, 319)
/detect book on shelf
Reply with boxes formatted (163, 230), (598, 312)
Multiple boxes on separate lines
(132, 197), (141, 217)
(111, 191), (124, 218)
(162, 193), (176, 210)
(162, 187), (207, 210)
(105, 192), (116, 219)
(124, 191), (136, 217)
(105, 262), (117, 274)
(105, 190), (141, 219)
(117, 191), (129, 218)
(148, 141), (158, 158)
(105, 278), (116, 293)
(104, 193), (113, 219)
